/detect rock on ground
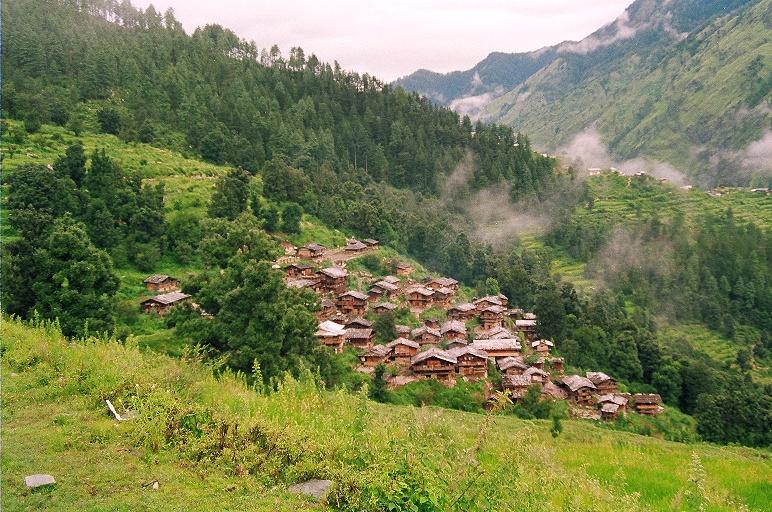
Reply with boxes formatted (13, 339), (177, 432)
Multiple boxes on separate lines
(287, 479), (333, 501)
(24, 474), (56, 489)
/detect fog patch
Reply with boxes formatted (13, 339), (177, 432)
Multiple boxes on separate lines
(557, 127), (690, 186)
(587, 227), (675, 289)
(558, 11), (646, 55)
(740, 130), (772, 174)
(448, 87), (504, 120)
(440, 151), (552, 249)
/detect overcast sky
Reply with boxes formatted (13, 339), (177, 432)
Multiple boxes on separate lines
(132, 0), (634, 82)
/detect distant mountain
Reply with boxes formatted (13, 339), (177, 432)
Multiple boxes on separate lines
(395, 0), (771, 185)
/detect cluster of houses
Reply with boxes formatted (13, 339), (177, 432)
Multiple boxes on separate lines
(286, 244), (662, 420)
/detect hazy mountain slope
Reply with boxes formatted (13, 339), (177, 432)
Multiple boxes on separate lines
(395, 0), (754, 110)
(393, 50), (557, 116)
(483, 0), (771, 184)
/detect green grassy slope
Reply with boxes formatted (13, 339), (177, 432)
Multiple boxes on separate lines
(483, 0), (771, 182)
(3, 318), (771, 511)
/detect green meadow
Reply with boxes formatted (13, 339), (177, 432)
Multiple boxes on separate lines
(3, 318), (771, 512)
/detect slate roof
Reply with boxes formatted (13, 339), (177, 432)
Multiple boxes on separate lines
(586, 371), (615, 384)
(447, 345), (488, 360)
(440, 320), (467, 335)
(344, 328), (373, 340)
(363, 344), (392, 358)
(144, 274), (174, 284)
(497, 356), (528, 372)
(449, 302), (476, 312)
(339, 290), (368, 301)
(471, 338), (522, 352)
(598, 394), (628, 406)
(411, 326), (441, 339)
(319, 267), (347, 278)
(143, 291), (189, 305)
(373, 302), (397, 311)
(345, 317), (372, 328)
(532, 339), (555, 348)
(315, 320), (346, 337)
(346, 240), (368, 251)
(411, 347), (457, 365)
(515, 319), (537, 328)
(633, 393), (662, 405)
(561, 375), (597, 392)
(387, 337), (420, 349)
(502, 375), (532, 388)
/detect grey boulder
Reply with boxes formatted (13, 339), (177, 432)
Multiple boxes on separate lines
(287, 479), (333, 501)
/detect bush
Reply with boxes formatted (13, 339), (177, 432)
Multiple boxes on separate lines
(97, 106), (121, 134)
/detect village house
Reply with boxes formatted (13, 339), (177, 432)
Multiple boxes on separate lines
(283, 263), (315, 279)
(502, 375), (535, 399)
(523, 366), (550, 384)
(143, 274), (180, 293)
(344, 328), (374, 350)
(560, 375), (597, 406)
(317, 267), (348, 295)
(345, 239), (368, 253)
(632, 394), (664, 415)
(598, 394), (628, 420)
(386, 338), (420, 367)
(411, 348), (457, 383)
(336, 290), (369, 316)
(360, 344), (391, 367)
(297, 243), (326, 260)
(395, 263), (413, 276)
(405, 286), (434, 311)
(531, 339), (554, 355)
(548, 357), (565, 374)
(411, 325), (441, 347)
(479, 305), (507, 331)
(473, 295), (505, 313)
(586, 372), (618, 394)
(497, 356), (528, 376)
(141, 291), (190, 315)
(381, 275), (400, 285)
(315, 320), (346, 353)
(531, 357), (546, 370)
(440, 320), (467, 342)
(345, 317), (372, 330)
(515, 318), (538, 341)
(471, 338), (522, 360)
(425, 277), (459, 293)
(447, 346), (488, 380)
(317, 298), (336, 320)
(368, 280), (399, 301)
(362, 238), (380, 247)
(447, 303), (477, 321)
(431, 287), (454, 308)
(372, 302), (397, 314)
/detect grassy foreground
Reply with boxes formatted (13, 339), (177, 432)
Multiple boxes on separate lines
(2, 318), (770, 511)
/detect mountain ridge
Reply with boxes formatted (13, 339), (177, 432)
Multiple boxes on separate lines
(394, 0), (770, 185)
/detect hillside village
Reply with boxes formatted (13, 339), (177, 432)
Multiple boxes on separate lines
(139, 238), (664, 421)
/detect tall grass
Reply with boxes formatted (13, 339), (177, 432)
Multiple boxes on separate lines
(3, 317), (770, 511)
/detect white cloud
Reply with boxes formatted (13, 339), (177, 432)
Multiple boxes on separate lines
(132, 0), (633, 81)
